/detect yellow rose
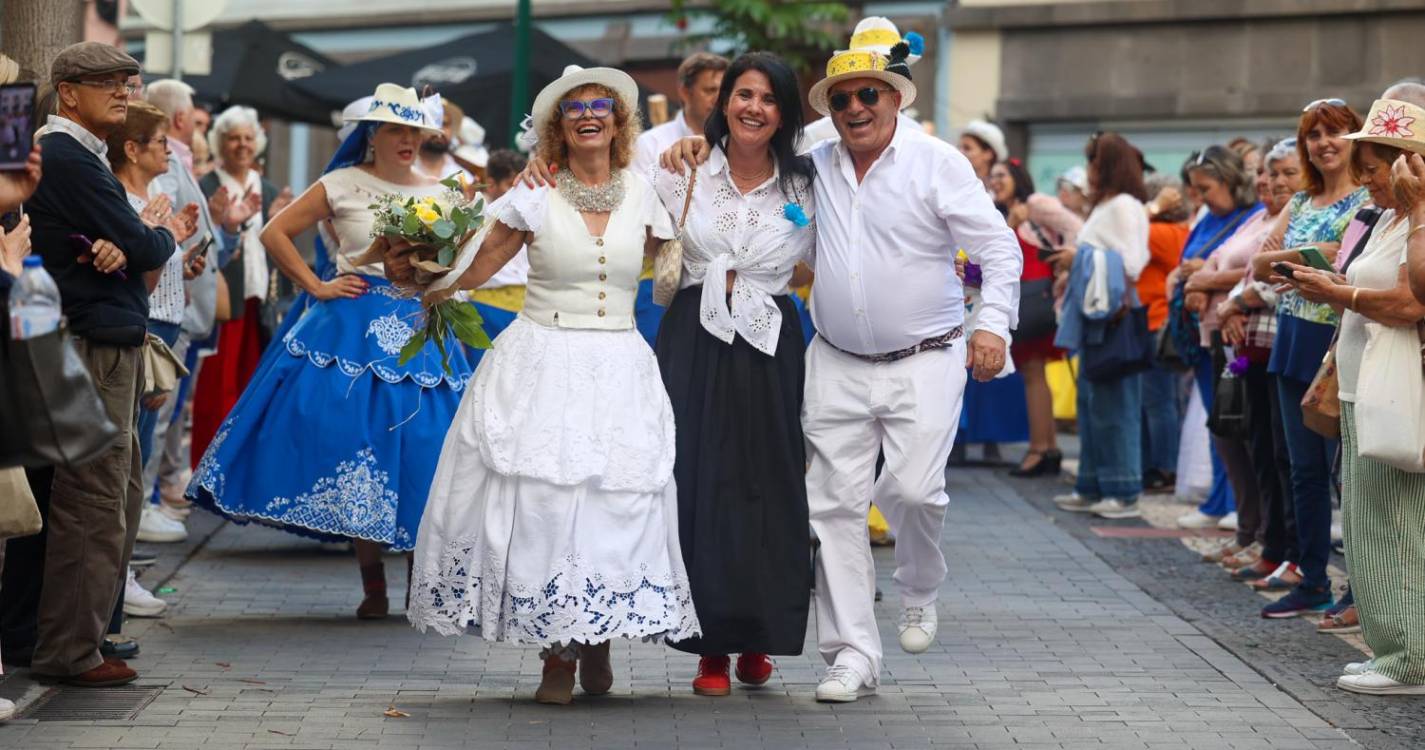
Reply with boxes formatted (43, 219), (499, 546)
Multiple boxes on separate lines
(416, 205), (440, 225)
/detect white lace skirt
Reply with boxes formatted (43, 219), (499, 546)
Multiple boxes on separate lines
(407, 316), (701, 645)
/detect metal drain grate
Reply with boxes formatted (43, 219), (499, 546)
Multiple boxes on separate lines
(23, 684), (165, 721)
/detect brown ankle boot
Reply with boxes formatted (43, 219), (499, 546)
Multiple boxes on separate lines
(578, 642), (613, 696)
(357, 563), (388, 619)
(534, 654), (576, 705)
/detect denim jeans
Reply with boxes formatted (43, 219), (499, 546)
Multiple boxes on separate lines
(1246, 365), (1296, 564)
(1193, 356), (1236, 517)
(1140, 362), (1181, 474)
(1275, 374), (1338, 590)
(135, 320), (183, 466)
(1075, 370), (1144, 501)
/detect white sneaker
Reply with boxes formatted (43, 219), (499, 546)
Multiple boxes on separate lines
(1330, 522), (1344, 544)
(1089, 498), (1141, 519)
(1053, 493), (1096, 513)
(123, 568), (167, 617)
(1337, 671), (1425, 695)
(137, 505), (187, 543)
(815, 665), (875, 703)
(897, 606), (938, 654)
(1217, 512), (1238, 531)
(1177, 510), (1223, 529)
(156, 501), (191, 521)
(1344, 660), (1374, 676)
(0, 697), (14, 722)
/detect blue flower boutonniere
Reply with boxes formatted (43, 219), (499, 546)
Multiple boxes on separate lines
(783, 202), (810, 228)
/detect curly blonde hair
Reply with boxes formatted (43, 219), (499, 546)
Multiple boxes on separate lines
(537, 83), (640, 170)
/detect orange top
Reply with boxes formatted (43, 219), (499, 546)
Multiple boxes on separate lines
(1138, 221), (1189, 332)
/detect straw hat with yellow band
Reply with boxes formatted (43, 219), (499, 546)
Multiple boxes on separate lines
(807, 45), (917, 117)
(1344, 98), (1425, 155)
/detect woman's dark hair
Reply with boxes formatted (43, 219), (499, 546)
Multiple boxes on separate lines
(993, 157), (1035, 214)
(703, 52), (814, 198)
(1085, 131), (1148, 205)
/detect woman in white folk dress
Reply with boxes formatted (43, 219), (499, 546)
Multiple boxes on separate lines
(404, 65), (700, 705)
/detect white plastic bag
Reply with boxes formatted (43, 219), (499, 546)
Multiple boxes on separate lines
(1355, 321), (1425, 472)
(1176, 386), (1213, 501)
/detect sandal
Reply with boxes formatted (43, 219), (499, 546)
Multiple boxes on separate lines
(1250, 562), (1302, 591)
(1317, 606), (1361, 634)
(1201, 541), (1244, 564)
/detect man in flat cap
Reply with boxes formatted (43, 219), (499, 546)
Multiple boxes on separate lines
(25, 41), (193, 687)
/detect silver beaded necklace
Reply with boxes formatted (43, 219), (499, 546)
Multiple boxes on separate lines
(555, 168), (626, 213)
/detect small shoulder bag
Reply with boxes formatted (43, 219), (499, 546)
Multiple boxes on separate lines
(652, 169), (698, 307)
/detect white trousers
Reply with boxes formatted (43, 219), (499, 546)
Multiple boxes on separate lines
(804, 336), (967, 686)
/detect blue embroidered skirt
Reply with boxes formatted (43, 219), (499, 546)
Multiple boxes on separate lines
(187, 276), (472, 551)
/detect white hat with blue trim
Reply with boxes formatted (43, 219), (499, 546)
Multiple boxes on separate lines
(344, 83), (443, 135)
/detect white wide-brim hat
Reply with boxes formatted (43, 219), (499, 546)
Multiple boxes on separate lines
(1344, 98), (1425, 155)
(960, 118), (1008, 162)
(807, 50), (916, 117)
(530, 65), (639, 134)
(344, 83), (443, 135)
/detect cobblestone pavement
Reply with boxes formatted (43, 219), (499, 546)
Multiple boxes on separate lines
(0, 468), (1365, 749)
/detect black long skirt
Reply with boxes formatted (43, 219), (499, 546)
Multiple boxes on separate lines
(655, 285), (811, 656)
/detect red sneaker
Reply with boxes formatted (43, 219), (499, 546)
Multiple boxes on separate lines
(692, 655), (731, 696)
(735, 653), (773, 686)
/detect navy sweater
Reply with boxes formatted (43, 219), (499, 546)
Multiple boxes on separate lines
(28, 130), (175, 346)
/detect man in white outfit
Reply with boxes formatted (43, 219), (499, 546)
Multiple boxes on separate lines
(799, 39), (1022, 702)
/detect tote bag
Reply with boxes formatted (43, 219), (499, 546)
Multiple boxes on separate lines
(1354, 321), (1425, 472)
(0, 326), (119, 468)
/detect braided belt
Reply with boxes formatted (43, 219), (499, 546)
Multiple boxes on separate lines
(825, 326), (964, 364)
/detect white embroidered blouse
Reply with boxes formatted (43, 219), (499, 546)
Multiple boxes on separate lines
(652, 147), (815, 356)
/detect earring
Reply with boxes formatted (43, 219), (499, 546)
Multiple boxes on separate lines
(365, 143), (375, 162)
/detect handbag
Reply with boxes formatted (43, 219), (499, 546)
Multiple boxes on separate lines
(1300, 343), (1341, 440)
(0, 466), (41, 539)
(1354, 321), (1425, 472)
(0, 326), (120, 468)
(1206, 339), (1251, 439)
(142, 332), (190, 398)
(652, 169), (698, 307)
(1080, 304), (1154, 382)
(1155, 323), (1191, 372)
(1017, 277), (1056, 340)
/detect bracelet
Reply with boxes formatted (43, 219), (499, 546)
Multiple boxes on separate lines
(1410, 224), (1425, 241)
(1350, 287), (1361, 311)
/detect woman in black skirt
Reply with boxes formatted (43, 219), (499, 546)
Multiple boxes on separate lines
(650, 52), (815, 696)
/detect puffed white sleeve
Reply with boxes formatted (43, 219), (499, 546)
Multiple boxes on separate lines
(637, 172), (677, 241)
(493, 180), (548, 233)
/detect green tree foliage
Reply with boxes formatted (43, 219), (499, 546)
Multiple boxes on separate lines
(667, 0), (849, 75)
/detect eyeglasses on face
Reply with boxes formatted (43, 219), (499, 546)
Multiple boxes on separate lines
(70, 78), (139, 97)
(139, 135), (169, 149)
(1302, 98), (1347, 112)
(828, 87), (894, 113)
(559, 98), (615, 120)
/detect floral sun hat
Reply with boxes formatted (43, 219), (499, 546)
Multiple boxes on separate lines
(1344, 98), (1425, 155)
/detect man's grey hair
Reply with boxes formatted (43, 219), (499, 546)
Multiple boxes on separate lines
(1382, 80), (1425, 109)
(144, 79), (195, 120)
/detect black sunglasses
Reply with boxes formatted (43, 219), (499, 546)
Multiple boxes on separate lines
(829, 87), (894, 113)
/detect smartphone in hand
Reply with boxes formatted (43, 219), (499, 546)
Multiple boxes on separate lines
(1272, 261), (1297, 281)
(0, 83), (36, 172)
(1298, 245), (1334, 272)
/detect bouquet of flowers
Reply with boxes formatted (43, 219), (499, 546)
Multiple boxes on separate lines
(356, 176), (492, 371)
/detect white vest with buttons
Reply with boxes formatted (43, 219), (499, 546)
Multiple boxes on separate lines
(518, 171), (660, 331)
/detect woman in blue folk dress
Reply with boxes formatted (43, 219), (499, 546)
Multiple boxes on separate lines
(187, 84), (472, 619)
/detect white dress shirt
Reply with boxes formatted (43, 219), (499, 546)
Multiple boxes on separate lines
(652, 146), (815, 355)
(807, 122), (1022, 356)
(632, 114), (695, 184)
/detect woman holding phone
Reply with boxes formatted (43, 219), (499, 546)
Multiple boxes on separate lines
(1249, 99), (1367, 619)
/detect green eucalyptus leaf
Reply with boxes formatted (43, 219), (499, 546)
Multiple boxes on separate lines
(397, 330), (426, 366)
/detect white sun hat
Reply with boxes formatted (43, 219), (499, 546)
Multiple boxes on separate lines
(1343, 98), (1425, 155)
(530, 65), (639, 135)
(848, 16), (922, 65)
(343, 83), (443, 135)
(960, 119), (1008, 163)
